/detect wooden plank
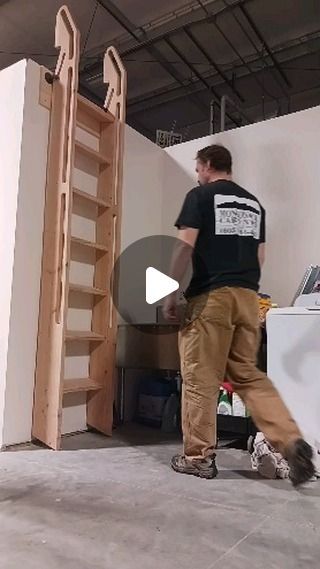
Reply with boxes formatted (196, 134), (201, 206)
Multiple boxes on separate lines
(63, 378), (102, 394)
(87, 47), (127, 436)
(75, 140), (111, 165)
(103, 47), (127, 121)
(69, 283), (107, 296)
(32, 6), (80, 451)
(71, 236), (108, 252)
(78, 94), (114, 124)
(73, 187), (109, 208)
(76, 104), (100, 137)
(65, 330), (105, 342)
(95, 122), (116, 205)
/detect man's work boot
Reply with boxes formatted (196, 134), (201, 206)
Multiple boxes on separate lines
(171, 454), (218, 479)
(287, 439), (315, 487)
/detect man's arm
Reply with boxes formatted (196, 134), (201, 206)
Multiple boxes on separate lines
(258, 206), (266, 268)
(162, 227), (199, 321)
(258, 243), (265, 268)
(170, 227), (199, 282)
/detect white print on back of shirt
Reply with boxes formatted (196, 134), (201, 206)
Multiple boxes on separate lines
(214, 194), (261, 240)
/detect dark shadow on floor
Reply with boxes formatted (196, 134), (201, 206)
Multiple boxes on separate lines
(61, 423), (182, 451)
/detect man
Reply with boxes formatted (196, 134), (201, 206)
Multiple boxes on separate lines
(163, 144), (315, 487)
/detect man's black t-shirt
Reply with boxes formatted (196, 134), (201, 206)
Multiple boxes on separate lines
(175, 180), (266, 298)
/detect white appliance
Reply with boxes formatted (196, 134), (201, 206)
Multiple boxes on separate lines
(267, 300), (320, 470)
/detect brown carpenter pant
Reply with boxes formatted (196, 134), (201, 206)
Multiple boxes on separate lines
(179, 287), (301, 461)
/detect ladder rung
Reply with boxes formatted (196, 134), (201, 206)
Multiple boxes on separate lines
(69, 283), (108, 296)
(71, 236), (108, 252)
(76, 120), (100, 138)
(75, 140), (111, 165)
(65, 331), (105, 342)
(77, 95), (115, 124)
(73, 187), (109, 208)
(63, 378), (103, 394)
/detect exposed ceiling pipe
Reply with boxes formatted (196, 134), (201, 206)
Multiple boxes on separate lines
(238, 3), (292, 88)
(183, 26), (245, 102)
(96, 0), (209, 116)
(165, 36), (242, 127)
(194, 0), (284, 104)
(211, 17), (280, 104)
(221, 0), (288, 100)
(96, 0), (144, 42)
(126, 32), (320, 116)
(82, 0), (246, 76)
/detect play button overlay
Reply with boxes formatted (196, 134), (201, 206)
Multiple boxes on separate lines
(146, 267), (179, 305)
(110, 235), (208, 334)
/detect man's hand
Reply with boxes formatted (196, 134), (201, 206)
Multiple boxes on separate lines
(162, 293), (178, 321)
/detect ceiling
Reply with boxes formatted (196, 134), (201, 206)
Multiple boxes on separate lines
(0, 0), (319, 141)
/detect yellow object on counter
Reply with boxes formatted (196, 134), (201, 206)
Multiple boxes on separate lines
(258, 294), (273, 323)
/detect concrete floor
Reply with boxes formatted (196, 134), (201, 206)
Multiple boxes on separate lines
(0, 425), (319, 569)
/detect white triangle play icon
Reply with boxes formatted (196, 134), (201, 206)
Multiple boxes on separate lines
(146, 267), (179, 305)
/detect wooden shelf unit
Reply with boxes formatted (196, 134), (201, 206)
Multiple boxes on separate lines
(73, 187), (109, 208)
(75, 140), (111, 165)
(63, 378), (102, 395)
(32, 6), (126, 450)
(65, 331), (106, 342)
(77, 94), (114, 124)
(70, 236), (109, 252)
(68, 283), (108, 296)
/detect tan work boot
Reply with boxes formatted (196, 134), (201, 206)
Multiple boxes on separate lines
(171, 454), (218, 479)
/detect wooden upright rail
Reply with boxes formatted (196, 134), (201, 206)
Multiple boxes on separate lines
(33, 5), (127, 449)
(33, 6), (80, 450)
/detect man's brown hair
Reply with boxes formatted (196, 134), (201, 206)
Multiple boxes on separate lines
(196, 144), (232, 174)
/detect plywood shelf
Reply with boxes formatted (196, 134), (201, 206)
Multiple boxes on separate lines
(71, 236), (108, 252)
(65, 330), (105, 342)
(63, 378), (103, 394)
(77, 94), (114, 124)
(75, 140), (111, 165)
(69, 283), (108, 296)
(73, 187), (109, 208)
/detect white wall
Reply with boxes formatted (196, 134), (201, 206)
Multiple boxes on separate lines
(161, 151), (195, 236)
(164, 107), (320, 306)
(108, 126), (166, 421)
(121, 126), (164, 249)
(119, 125), (165, 324)
(0, 60), (28, 448)
(2, 61), (50, 446)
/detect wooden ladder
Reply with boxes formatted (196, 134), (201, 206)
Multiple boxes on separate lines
(33, 5), (126, 450)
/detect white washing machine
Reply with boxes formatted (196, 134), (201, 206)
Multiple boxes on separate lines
(267, 301), (320, 470)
